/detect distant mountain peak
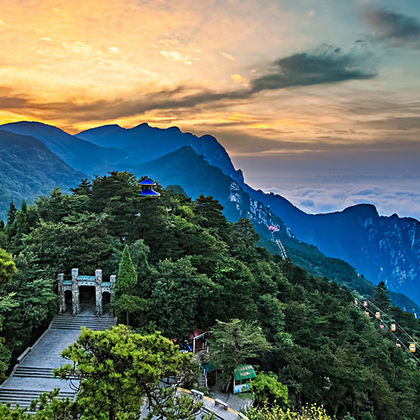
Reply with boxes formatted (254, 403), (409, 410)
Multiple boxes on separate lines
(132, 122), (150, 130)
(342, 203), (379, 218)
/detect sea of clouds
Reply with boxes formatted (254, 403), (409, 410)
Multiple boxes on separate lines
(270, 181), (420, 220)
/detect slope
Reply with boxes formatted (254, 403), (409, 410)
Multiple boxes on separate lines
(0, 122), (125, 175)
(134, 146), (420, 313)
(0, 130), (85, 219)
(250, 190), (420, 307)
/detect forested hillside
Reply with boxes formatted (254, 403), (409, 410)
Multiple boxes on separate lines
(0, 122), (419, 311)
(0, 130), (85, 220)
(0, 172), (419, 419)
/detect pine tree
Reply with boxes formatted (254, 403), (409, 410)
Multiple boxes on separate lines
(71, 178), (92, 196)
(115, 245), (137, 295)
(7, 202), (17, 225)
(373, 281), (391, 311)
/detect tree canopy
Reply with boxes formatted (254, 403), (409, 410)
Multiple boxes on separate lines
(56, 325), (201, 419)
(0, 172), (419, 419)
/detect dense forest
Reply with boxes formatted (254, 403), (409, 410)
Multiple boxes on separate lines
(0, 172), (419, 419)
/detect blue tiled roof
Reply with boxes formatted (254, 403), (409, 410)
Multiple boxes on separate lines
(78, 275), (95, 281)
(139, 179), (156, 185)
(140, 190), (160, 196)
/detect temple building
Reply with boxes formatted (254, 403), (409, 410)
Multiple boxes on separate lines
(140, 178), (160, 197)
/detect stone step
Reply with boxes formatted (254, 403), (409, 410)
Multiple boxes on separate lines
(14, 367), (54, 378)
(50, 315), (116, 331)
(14, 366), (78, 380)
(0, 388), (75, 409)
(13, 366), (76, 379)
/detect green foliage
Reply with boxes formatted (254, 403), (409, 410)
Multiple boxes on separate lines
(151, 257), (215, 338)
(373, 281), (391, 311)
(55, 325), (201, 419)
(1, 172), (419, 419)
(0, 248), (16, 284)
(7, 202), (17, 226)
(246, 403), (331, 420)
(251, 372), (289, 408)
(115, 245), (138, 295)
(208, 319), (272, 389)
(112, 294), (150, 326)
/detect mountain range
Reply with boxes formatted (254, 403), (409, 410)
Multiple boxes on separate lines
(0, 121), (419, 311)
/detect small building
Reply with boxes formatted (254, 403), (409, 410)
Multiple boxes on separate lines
(140, 178), (160, 197)
(233, 364), (256, 394)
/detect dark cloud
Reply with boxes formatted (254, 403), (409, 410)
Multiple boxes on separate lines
(250, 45), (376, 92)
(364, 7), (420, 49)
(363, 116), (420, 130)
(0, 46), (376, 123)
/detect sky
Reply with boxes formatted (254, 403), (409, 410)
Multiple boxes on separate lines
(0, 0), (419, 218)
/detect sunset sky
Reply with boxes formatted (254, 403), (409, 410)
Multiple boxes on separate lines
(1, 0), (419, 218)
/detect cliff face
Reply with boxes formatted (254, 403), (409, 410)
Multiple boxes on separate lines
(260, 197), (420, 307)
(358, 212), (419, 301)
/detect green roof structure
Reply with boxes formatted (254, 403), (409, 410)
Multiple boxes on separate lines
(234, 364), (256, 381)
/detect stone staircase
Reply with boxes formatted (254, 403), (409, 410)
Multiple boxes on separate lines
(198, 369), (207, 388)
(0, 312), (116, 410)
(51, 313), (116, 330)
(13, 366), (78, 380)
(0, 388), (75, 410)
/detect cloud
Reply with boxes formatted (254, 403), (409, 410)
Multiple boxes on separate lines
(363, 7), (420, 49)
(250, 45), (376, 92)
(276, 183), (420, 221)
(0, 45), (376, 124)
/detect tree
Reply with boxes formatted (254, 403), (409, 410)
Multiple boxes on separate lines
(372, 281), (391, 311)
(129, 239), (153, 288)
(250, 372), (288, 408)
(71, 178), (92, 196)
(151, 257), (215, 337)
(194, 195), (227, 235)
(56, 325), (202, 419)
(208, 319), (271, 390)
(0, 248), (16, 284)
(7, 202), (17, 225)
(112, 294), (151, 326)
(0, 293), (19, 380)
(115, 245), (137, 295)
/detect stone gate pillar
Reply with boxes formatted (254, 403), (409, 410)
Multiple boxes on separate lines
(71, 268), (80, 315)
(95, 269), (103, 316)
(109, 275), (116, 316)
(57, 273), (65, 313)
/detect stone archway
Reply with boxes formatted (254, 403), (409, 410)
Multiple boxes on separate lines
(79, 286), (96, 313)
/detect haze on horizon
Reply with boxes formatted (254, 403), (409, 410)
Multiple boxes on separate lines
(1, 0), (419, 219)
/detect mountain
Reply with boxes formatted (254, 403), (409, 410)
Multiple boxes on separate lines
(77, 122), (420, 307)
(0, 130), (85, 219)
(252, 191), (420, 306)
(133, 146), (419, 312)
(0, 121), (125, 175)
(77, 123), (244, 183)
(1, 120), (418, 310)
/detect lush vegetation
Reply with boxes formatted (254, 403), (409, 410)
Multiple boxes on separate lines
(0, 172), (419, 419)
(0, 326), (205, 420)
(0, 130), (84, 220)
